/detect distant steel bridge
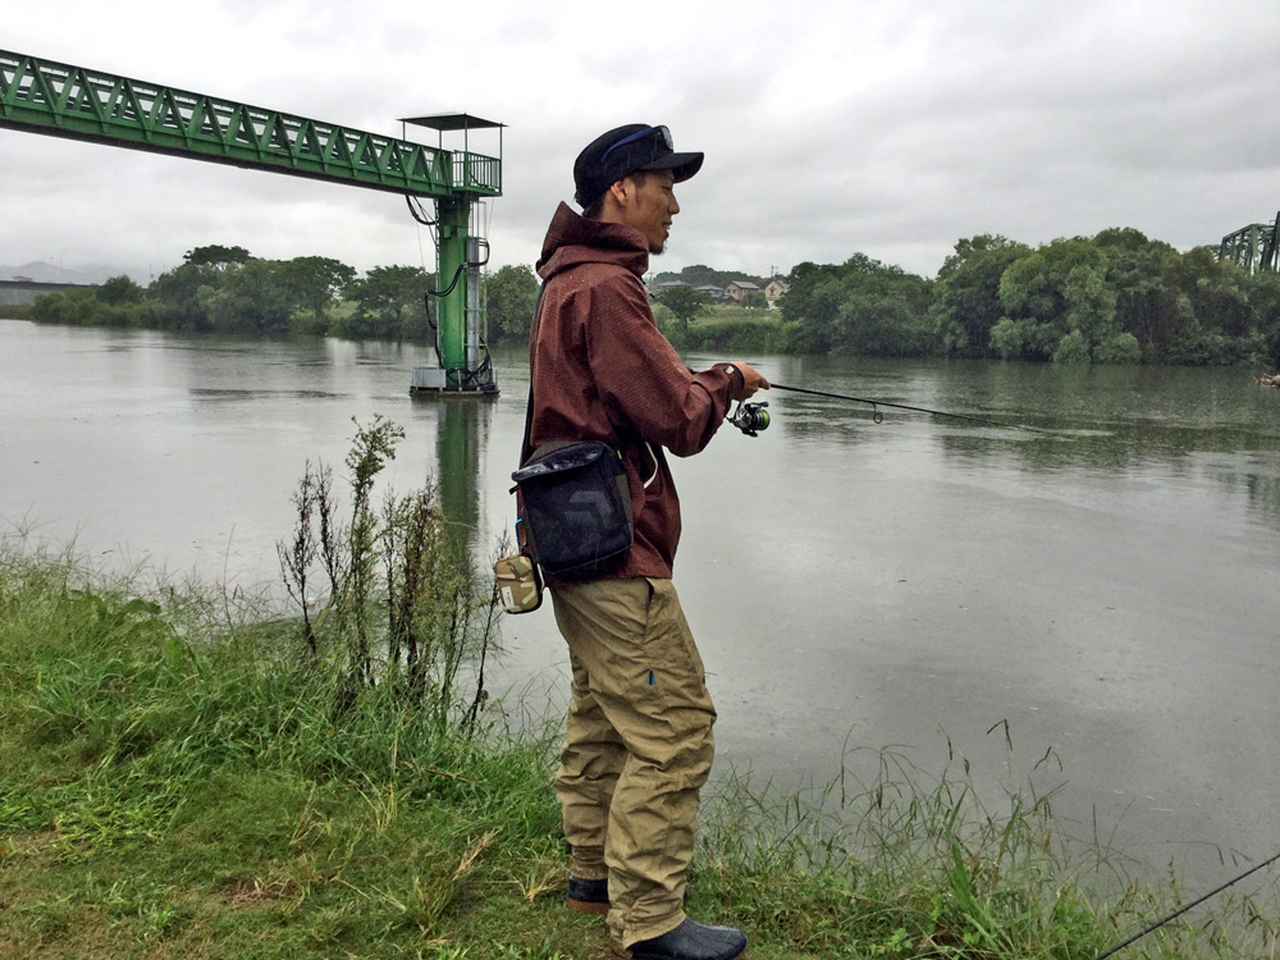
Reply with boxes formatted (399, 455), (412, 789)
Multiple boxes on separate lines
(1218, 213), (1279, 274)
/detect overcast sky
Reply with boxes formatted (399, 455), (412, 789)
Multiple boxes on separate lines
(4, 1), (1279, 282)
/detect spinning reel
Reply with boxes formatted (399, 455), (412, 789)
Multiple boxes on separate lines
(728, 400), (770, 437)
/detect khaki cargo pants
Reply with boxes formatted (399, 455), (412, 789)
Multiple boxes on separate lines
(550, 576), (716, 949)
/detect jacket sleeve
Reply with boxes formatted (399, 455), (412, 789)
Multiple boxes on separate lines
(582, 273), (737, 457)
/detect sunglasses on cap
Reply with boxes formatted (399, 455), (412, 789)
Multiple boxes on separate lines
(601, 125), (674, 165)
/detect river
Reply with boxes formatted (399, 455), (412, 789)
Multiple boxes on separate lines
(3, 318), (1278, 886)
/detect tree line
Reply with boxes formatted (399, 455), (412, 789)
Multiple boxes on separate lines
(28, 245), (442, 341)
(28, 244), (545, 345)
(782, 229), (1280, 367)
(22, 230), (1280, 368)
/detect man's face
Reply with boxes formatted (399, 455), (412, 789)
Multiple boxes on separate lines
(618, 171), (679, 254)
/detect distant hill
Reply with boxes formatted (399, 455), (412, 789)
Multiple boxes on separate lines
(0, 261), (143, 285)
(651, 264), (771, 289)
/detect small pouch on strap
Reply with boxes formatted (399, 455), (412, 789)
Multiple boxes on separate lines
(494, 552), (543, 614)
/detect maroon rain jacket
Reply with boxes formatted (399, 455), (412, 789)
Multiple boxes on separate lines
(529, 202), (741, 580)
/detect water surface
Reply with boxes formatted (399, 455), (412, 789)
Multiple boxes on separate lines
(3, 319), (1277, 884)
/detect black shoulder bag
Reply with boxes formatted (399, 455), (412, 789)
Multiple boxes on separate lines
(508, 293), (634, 580)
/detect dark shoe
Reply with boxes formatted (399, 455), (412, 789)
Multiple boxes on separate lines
(629, 918), (748, 960)
(566, 876), (609, 915)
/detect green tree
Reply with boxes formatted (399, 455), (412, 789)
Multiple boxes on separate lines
(1095, 332), (1142, 364)
(932, 235), (1030, 357)
(284, 256), (356, 328)
(1092, 226), (1154, 254)
(998, 238), (1113, 361)
(484, 264), (539, 341)
(1061, 264), (1119, 360)
(1166, 248), (1255, 364)
(199, 260), (302, 335)
(1099, 230), (1184, 360)
(989, 317), (1025, 359)
(96, 274), (144, 305)
(655, 285), (710, 334)
(1051, 330), (1091, 364)
(782, 254), (933, 355)
(835, 295), (930, 357)
(343, 265), (429, 340)
(1247, 271), (1280, 369)
(651, 264), (764, 289)
(779, 261), (845, 352)
(150, 261), (220, 330)
(31, 290), (96, 325)
(183, 244), (251, 270)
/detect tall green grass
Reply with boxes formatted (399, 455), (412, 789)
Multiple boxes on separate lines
(2, 544), (1277, 958)
(0, 540), (573, 958)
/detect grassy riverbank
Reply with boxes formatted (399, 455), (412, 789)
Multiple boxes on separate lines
(653, 304), (790, 353)
(3, 547), (1276, 959)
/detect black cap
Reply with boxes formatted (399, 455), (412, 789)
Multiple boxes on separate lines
(573, 124), (704, 210)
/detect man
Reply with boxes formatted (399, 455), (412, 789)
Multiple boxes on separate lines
(528, 123), (767, 960)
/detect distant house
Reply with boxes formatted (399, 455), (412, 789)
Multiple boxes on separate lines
(647, 277), (689, 299)
(764, 278), (790, 309)
(724, 280), (760, 304)
(694, 284), (725, 301)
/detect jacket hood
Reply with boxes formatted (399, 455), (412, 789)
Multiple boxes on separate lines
(536, 202), (650, 282)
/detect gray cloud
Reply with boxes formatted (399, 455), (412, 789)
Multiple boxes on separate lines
(4, 0), (1278, 283)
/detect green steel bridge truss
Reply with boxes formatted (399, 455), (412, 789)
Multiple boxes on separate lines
(0, 50), (500, 199)
(0, 49), (503, 392)
(1218, 214), (1279, 274)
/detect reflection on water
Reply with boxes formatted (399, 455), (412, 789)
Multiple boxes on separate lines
(2, 321), (1278, 888)
(432, 397), (493, 553)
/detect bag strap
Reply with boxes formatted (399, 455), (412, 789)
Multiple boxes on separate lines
(520, 285), (549, 467)
(520, 385), (536, 466)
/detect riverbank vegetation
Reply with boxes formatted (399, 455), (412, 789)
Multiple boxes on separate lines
(22, 245), (435, 342)
(651, 302), (789, 353)
(14, 229), (1280, 370)
(2, 419), (1277, 958)
(2, 302), (35, 320)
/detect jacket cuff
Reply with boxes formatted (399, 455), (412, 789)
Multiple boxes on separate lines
(718, 363), (745, 399)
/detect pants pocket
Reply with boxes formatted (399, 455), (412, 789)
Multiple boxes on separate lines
(641, 579), (707, 690)
(640, 577), (662, 646)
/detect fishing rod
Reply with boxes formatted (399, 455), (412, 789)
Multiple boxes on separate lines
(1095, 848), (1280, 958)
(726, 381), (1055, 437)
(771, 383), (1055, 433)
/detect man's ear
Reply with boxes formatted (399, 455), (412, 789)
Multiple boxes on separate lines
(607, 177), (631, 207)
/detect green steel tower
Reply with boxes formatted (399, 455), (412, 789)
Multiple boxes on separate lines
(0, 49), (503, 396)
